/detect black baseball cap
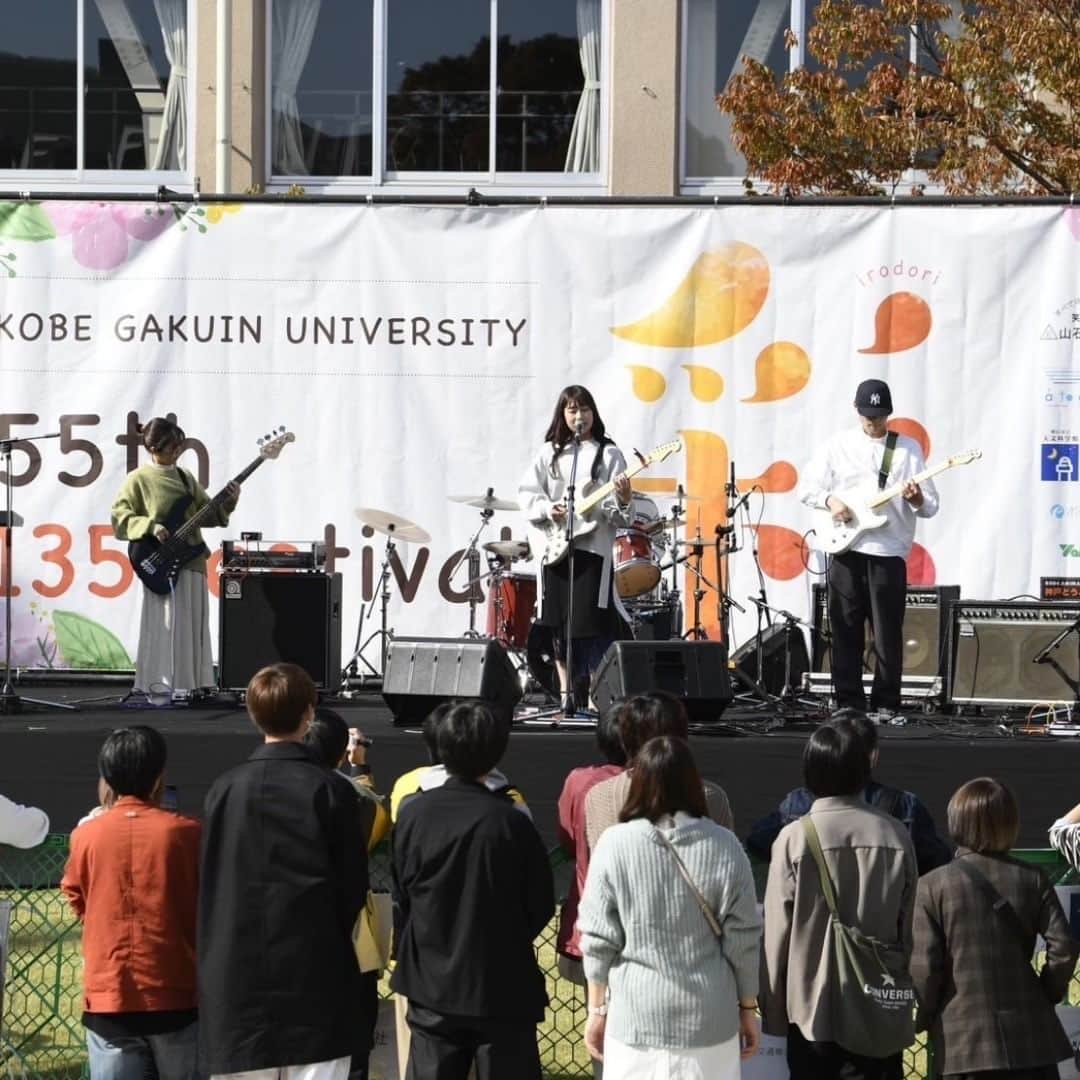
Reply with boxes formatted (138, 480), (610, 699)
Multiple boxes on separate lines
(854, 379), (893, 417)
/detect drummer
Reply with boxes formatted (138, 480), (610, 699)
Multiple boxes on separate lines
(518, 385), (633, 710)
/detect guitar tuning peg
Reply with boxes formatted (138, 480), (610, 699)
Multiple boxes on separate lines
(257, 436), (264, 446)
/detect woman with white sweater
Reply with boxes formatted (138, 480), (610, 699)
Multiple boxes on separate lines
(578, 735), (761, 1079)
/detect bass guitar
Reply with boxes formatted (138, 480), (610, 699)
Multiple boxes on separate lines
(812, 447), (981, 556)
(129, 427), (295, 594)
(530, 438), (683, 567)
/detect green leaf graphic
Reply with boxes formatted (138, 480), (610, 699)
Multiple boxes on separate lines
(0, 202), (56, 242)
(52, 611), (132, 669)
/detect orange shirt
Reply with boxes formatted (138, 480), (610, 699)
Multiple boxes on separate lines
(61, 797), (201, 1013)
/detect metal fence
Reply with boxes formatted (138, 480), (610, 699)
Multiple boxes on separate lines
(1, 836), (1076, 1080)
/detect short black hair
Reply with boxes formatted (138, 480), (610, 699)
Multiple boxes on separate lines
(304, 706), (349, 769)
(616, 691), (689, 761)
(845, 711), (879, 756)
(422, 702), (454, 764)
(98, 726), (167, 799)
(436, 702), (509, 780)
(803, 719), (871, 797)
(596, 706), (627, 766)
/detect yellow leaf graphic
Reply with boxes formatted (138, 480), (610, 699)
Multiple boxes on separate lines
(611, 242), (770, 348)
(626, 364), (667, 402)
(682, 364), (725, 402)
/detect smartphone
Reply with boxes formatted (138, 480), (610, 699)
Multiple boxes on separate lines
(162, 784), (179, 811)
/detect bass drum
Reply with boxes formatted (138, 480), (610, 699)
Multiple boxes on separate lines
(525, 622), (561, 699)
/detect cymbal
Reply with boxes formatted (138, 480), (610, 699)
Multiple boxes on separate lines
(672, 537), (709, 548)
(449, 492), (520, 512)
(484, 540), (530, 560)
(646, 490), (704, 503)
(354, 507), (431, 543)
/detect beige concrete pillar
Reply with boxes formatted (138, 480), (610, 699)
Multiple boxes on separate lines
(195, 0), (265, 193)
(608, 0), (681, 196)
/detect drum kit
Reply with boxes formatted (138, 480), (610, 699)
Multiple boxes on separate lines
(343, 485), (717, 695)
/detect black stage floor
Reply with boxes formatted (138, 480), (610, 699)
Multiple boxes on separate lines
(0, 685), (1076, 851)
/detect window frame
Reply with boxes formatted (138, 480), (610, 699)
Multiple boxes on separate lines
(266, 0), (610, 194)
(0, 0), (198, 192)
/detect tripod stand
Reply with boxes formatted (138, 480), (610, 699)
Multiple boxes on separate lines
(1, 434), (75, 714)
(742, 596), (821, 720)
(343, 534), (397, 680)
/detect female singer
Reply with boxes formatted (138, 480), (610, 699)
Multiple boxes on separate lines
(519, 385), (632, 709)
(111, 417), (239, 696)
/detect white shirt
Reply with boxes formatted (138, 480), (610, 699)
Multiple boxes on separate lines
(0, 792), (49, 848)
(798, 425), (939, 558)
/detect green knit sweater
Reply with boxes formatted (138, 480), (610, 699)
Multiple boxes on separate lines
(111, 464), (232, 574)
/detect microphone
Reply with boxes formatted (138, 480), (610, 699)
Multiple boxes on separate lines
(573, 418), (585, 439)
(727, 488), (754, 518)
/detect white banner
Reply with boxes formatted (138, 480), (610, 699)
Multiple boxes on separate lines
(0, 200), (1073, 672)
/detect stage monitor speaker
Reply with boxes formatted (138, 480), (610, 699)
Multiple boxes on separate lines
(591, 641), (733, 723)
(947, 601), (1080, 706)
(811, 584), (959, 684)
(381, 637), (523, 725)
(218, 572), (343, 690)
(730, 624), (810, 696)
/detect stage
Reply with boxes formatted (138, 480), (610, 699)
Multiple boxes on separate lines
(0, 684), (1076, 851)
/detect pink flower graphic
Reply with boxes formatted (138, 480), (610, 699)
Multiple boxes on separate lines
(0, 603), (59, 668)
(44, 202), (173, 270)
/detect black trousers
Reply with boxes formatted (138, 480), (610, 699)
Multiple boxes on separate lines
(787, 1024), (903, 1080)
(828, 550), (907, 711)
(405, 1003), (541, 1080)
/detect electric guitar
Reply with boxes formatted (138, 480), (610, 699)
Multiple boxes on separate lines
(531, 438), (683, 566)
(129, 427), (295, 594)
(812, 448), (981, 556)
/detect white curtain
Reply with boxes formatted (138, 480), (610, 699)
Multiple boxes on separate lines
(564, 0), (601, 173)
(272, 0), (322, 175)
(152, 0), (187, 170)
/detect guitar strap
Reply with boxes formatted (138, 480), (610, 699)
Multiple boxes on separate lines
(878, 431), (898, 490)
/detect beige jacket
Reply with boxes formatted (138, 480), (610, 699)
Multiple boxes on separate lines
(584, 770), (734, 854)
(761, 795), (917, 1044)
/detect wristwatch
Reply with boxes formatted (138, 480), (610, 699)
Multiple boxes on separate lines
(587, 1004), (608, 1017)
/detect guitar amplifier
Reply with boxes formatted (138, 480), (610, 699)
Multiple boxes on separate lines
(808, 584), (959, 700)
(947, 601), (1080, 707)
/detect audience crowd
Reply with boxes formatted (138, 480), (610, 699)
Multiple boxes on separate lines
(0, 668), (1074, 1080)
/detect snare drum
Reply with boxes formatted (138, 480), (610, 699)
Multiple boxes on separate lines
(613, 494), (662, 599)
(486, 571), (536, 649)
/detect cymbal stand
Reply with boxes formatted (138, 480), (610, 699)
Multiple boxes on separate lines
(663, 487), (687, 625)
(447, 498), (495, 638)
(681, 530), (710, 640)
(746, 596), (822, 719)
(1, 433), (74, 714)
(343, 532), (397, 682)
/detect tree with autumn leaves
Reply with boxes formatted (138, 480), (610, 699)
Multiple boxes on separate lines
(716, 0), (1080, 196)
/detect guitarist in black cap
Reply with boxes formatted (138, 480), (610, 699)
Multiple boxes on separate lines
(112, 418), (239, 697)
(798, 380), (938, 721)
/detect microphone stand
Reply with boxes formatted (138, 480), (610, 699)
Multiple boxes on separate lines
(1032, 614), (1080, 706)
(1, 433), (75, 714)
(561, 427), (584, 716)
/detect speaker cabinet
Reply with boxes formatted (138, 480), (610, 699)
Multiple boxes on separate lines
(591, 641), (733, 723)
(218, 572), (342, 690)
(811, 584), (959, 689)
(730, 624), (810, 696)
(382, 637), (523, 725)
(947, 602), (1080, 706)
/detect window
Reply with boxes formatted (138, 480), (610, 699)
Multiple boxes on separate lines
(270, 0), (605, 186)
(0, 0), (191, 177)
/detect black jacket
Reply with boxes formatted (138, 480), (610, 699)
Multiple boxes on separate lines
(198, 741), (369, 1073)
(390, 775), (555, 1022)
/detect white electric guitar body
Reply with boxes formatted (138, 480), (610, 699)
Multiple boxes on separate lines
(531, 438), (683, 566)
(813, 448), (982, 556)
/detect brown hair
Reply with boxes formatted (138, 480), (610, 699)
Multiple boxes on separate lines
(619, 736), (708, 823)
(947, 776), (1019, 853)
(246, 663), (317, 737)
(616, 692), (689, 761)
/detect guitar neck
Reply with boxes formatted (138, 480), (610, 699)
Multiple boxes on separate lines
(868, 459), (952, 509)
(578, 455), (650, 515)
(174, 457), (264, 537)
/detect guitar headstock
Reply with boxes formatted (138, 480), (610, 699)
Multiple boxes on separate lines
(643, 438), (684, 466)
(258, 426), (296, 460)
(949, 448), (982, 466)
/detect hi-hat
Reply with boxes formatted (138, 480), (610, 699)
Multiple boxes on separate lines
(354, 507), (431, 543)
(647, 490), (704, 503)
(483, 539), (530, 560)
(449, 492), (520, 512)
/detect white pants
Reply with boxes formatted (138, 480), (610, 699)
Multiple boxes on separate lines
(210, 1055), (350, 1080)
(603, 1033), (741, 1080)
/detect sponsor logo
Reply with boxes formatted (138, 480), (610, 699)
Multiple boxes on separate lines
(1062, 544), (1080, 557)
(1043, 576), (1080, 600)
(1042, 443), (1080, 481)
(1045, 367), (1080, 405)
(1042, 297), (1080, 343)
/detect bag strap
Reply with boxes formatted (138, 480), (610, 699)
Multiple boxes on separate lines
(878, 430), (898, 490)
(653, 826), (723, 940)
(801, 815), (841, 917)
(951, 857), (1040, 975)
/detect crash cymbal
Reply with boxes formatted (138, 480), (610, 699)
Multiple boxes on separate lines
(354, 507), (431, 543)
(483, 539), (531, 560)
(647, 490), (704, 503)
(448, 492), (520, 512)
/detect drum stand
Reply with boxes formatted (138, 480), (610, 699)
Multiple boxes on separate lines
(679, 529), (720, 641)
(342, 534), (397, 682)
(447, 503), (494, 638)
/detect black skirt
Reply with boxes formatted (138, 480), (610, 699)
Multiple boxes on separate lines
(537, 550), (621, 640)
